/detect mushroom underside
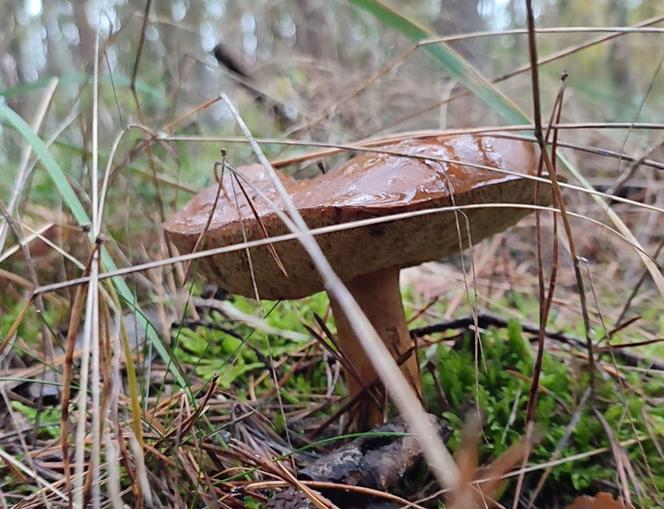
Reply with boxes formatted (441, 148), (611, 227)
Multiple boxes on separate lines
(167, 176), (549, 299)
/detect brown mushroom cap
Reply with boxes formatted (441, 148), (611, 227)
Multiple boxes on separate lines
(165, 134), (545, 299)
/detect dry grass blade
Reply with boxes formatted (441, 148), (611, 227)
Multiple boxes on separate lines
(222, 164), (299, 459)
(0, 26), (190, 392)
(162, 132), (664, 215)
(193, 298), (307, 342)
(0, 446), (67, 502)
(595, 411), (639, 507)
(19, 223), (86, 270)
(163, 127), (664, 172)
(422, 26), (664, 42)
(557, 163), (664, 300)
(0, 386), (53, 508)
(114, 300), (148, 504)
(71, 32), (104, 509)
(529, 0), (596, 396)
(291, 11), (663, 136)
(182, 156), (227, 282)
(31, 201), (657, 297)
(273, 464), (335, 509)
(60, 271), (90, 498)
(130, 0), (153, 110)
(220, 93), (461, 489)
(107, 95), (223, 186)
(608, 135), (664, 197)
(158, 374), (218, 443)
(513, 5), (594, 504)
(527, 73), (566, 420)
(517, 68), (568, 509)
(325, 23), (664, 134)
(0, 223), (54, 265)
(526, 389), (592, 508)
(307, 314), (379, 407)
(246, 480), (425, 508)
(228, 167), (289, 279)
(598, 338), (664, 352)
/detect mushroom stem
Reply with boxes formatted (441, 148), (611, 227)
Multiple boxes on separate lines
(329, 267), (422, 429)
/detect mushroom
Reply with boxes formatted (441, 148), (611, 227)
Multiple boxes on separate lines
(164, 134), (547, 429)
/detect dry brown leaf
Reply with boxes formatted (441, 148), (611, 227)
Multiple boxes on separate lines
(565, 492), (632, 509)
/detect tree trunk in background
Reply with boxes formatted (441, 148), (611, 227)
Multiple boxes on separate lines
(608, 0), (633, 113)
(3, 38), (25, 116)
(294, 0), (326, 59)
(73, 1), (95, 65)
(435, 0), (486, 66)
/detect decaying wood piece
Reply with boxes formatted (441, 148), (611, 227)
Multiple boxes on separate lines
(267, 415), (449, 508)
(266, 489), (330, 509)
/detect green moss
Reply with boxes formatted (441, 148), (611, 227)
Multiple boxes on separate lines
(10, 401), (61, 440)
(424, 322), (664, 501)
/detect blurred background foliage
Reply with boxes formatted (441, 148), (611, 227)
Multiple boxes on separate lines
(2, 0), (662, 149)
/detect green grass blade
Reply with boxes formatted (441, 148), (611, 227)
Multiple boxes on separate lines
(0, 103), (89, 224)
(0, 102), (189, 387)
(348, 0), (664, 296)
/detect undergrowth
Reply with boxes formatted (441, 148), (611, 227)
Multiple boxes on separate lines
(427, 324), (664, 500)
(5, 274), (664, 506)
(1, 1), (663, 507)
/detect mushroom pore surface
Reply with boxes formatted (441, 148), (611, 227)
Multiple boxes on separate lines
(164, 134), (544, 299)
